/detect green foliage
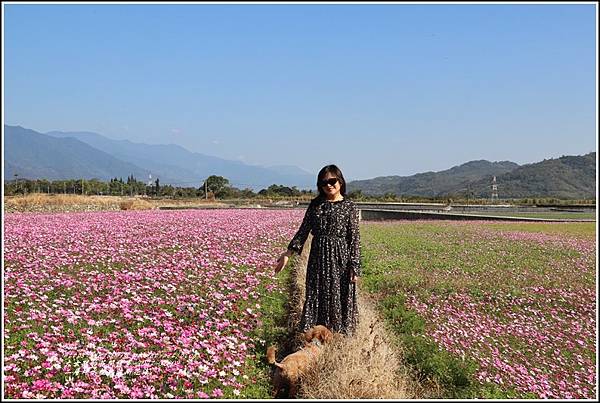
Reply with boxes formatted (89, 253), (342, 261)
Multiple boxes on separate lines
(258, 184), (305, 197)
(4, 176), (152, 196)
(239, 256), (294, 398)
(379, 290), (528, 399)
(347, 189), (365, 200)
(2, 175), (179, 198)
(201, 175), (230, 198)
(4, 176), (318, 200)
(380, 294), (479, 398)
(361, 220), (596, 399)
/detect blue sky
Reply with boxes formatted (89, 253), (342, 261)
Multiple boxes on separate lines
(3, 2), (597, 181)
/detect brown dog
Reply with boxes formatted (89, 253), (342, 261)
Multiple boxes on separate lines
(266, 325), (334, 398)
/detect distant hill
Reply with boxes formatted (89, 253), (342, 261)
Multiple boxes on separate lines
(347, 160), (520, 197)
(4, 125), (155, 181)
(467, 153), (597, 199)
(6, 125), (595, 199)
(46, 130), (315, 191)
(346, 153), (596, 199)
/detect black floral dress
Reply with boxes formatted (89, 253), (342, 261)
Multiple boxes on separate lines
(287, 196), (361, 335)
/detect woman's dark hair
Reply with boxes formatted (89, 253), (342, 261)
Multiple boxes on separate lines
(314, 164), (347, 201)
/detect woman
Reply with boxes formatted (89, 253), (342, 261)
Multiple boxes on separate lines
(274, 164), (361, 335)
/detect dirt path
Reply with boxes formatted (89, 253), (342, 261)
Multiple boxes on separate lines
(286, 234), (415, 399)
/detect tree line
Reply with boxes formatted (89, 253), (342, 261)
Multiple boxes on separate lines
(4, 175), (594, 206)
(3, 175), (317, 199)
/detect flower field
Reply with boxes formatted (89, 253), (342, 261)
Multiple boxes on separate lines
(3, 209), (304, 398)
(360, 220), (597, 399)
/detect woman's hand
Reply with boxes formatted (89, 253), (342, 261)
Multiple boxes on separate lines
(349, 268), (358, 283)
(274, 250), (293, 275)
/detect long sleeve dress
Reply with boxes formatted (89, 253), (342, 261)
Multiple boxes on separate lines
(287, 197), (361, 335)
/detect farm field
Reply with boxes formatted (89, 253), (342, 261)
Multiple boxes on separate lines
(3, 209), (304, 398)
(360, 220), (597, 399)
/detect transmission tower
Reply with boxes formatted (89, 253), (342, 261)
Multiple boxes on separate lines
(491, 176), (499, 202)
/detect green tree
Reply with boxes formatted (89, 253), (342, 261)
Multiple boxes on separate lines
(383, 191), (397, 201)
(347, 189), (365, 200)
(201, 175), (230, 198)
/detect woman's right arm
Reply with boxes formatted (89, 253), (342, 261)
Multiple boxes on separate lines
(286, 205), (312, 256)
(274, 206), (312, 275)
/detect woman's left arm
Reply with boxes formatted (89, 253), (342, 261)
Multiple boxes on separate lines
(346, 202), (361, 278)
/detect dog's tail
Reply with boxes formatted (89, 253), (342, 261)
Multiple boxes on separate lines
(266, 346), (285, 369)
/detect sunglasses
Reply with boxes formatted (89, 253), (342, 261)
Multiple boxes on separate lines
(319, 178), (340, 187)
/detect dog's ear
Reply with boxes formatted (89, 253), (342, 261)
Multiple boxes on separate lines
(320, 328), (334, 343)
(304, 328), (315, 342)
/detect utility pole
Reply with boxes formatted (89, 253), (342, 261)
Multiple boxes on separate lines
(205, 178), (208, 200)
(491, 176), (498, 203)
(81, 178), (84, 195)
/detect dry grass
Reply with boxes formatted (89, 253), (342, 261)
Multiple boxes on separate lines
(5, 193), (117, 206)
(118, 198), (155, 211)
(3, 194), (230, 213)
(300, 302), (413, 399)
(287, 237), (309, 338)
(4, 194), (307, 214)
(4, 193), (122, 212)
(286, 235), (416, 399)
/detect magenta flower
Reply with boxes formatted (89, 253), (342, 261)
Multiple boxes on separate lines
(3, 209), (304, 398)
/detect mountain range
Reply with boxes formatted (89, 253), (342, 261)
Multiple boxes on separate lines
(347, 160), (519, 197)
(5, 126), (154, 182)
(5, 125), (315, 191)
(3, 125), (596, 199)
(347, 153), (596, 199)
